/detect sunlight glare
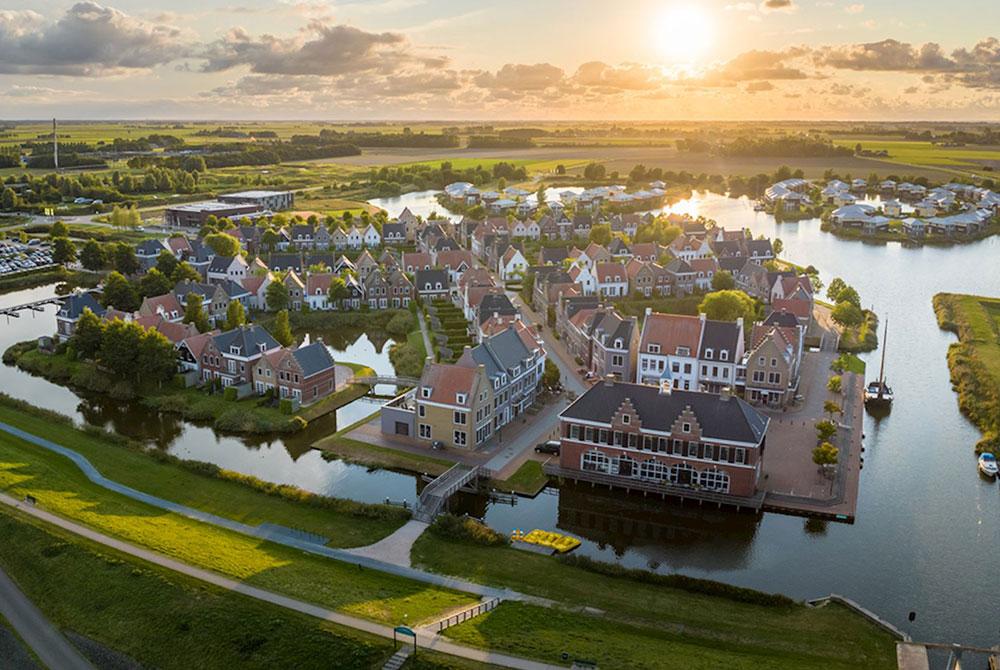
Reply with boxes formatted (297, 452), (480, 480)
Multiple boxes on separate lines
(654, 5), (713, 63)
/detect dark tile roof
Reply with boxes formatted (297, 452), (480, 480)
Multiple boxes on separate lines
(382, 223), (406, 237)
(562, 381), (768, 444)
(208, 255), (237, 273)
(415, 269), (449, 291)
(58, 293), (105, 319)
(213, 325), (280, 357)
(477, 293), (517, 324)
(763, 310), (800, 328)
(174, 280), (218, 302)
(292, 341), (335, 377)
(699, 320), (742, 359)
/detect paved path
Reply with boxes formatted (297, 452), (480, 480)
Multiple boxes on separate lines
(484, 398), (566, 479)
(0, 565), (93, 670)
(0, 495), (560, 670)
(0, 421), (520, 602)
(346, 520), (429, 567)
(416, 309), (434, 359)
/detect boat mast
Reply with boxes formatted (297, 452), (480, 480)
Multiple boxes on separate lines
(877, 317), (888, 398)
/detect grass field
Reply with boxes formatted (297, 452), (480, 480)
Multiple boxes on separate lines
(933, 293), (1000, 452)
(415, 535), (896, 669)
(0, 424), (475, 624)
(0, 509), (396, 670)
(493, 460), (549, 496)
(0, 401), (406, 546)
(834, 138), (1000, 173)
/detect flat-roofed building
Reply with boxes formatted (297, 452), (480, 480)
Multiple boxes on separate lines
(218, 190), (294, 211)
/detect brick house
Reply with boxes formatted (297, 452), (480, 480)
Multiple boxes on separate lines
(557, 379), (769, 498)
(199, 325), (283, 387)
(253, 340), (337, 404)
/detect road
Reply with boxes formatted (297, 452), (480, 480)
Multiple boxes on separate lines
(0, 565), (93, 670)
(506, 290), (586, 396)
(0, 495), (559, 670)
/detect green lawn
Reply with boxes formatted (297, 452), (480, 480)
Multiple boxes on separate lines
(0, 401), (406, 547)
(494, 460), (549, 496)
(934, 293), (1000, 452)
(832, 353), (867, 375)
(0, 427), (475, 625)
(412, 536), (896, 669)
(0, 509), (394, 670)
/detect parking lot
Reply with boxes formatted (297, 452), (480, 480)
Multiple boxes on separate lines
(0, 240), (55, 276)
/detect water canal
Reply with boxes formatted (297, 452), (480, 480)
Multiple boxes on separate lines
(1, 190), (998, 645)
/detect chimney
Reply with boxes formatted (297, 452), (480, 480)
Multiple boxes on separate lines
(699, 312), (707, 323)
(658, 380), (672, 396)
(425, 355), (434, 366)
(720, 386), (732, 402)
(603, 374), (615, 388)
(644, 307), (652, 318)
(736, 317), (744, 330)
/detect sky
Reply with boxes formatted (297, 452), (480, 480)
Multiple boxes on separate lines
(1, 0), (999, 120)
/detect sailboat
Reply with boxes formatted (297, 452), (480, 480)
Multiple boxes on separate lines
(864, 319), (894, 407)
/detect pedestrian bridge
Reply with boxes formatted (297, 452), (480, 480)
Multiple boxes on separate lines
(0, 295), (65, 318)
(349, 375), (420, 387)
(414, 464), (481, 522)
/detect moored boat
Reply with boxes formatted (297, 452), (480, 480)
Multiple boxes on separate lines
(978, 452), (998, 478)
(865, 319), (893, 409)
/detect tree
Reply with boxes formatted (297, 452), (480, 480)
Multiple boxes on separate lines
(137, 328), (178, 386)
(80, 239), (106, 271)
(812, 442), (839, 467)
(155, 249), (178, 278)
(835, 285), (861, 308)
(826, 277), (847, 302)
(50, 221), (69, 238)
(772, 238), (784, 256)
(711, 270), (735, 291)
(0, 187), (16, 210)
(327, 276), (348, 306)
(101, 271), (138, 311)
(542, 358), (560, 389)
(266, 280), (290, 312)
(138, 267), (172, 299)
(831, 301), (864, 328)
(111, 242), (140, 276)
(588, 223), (611, 246)
(171, 261), (201, 284)
(73, 307), (104, 360)
(183, 292), (211, 333)
(827, 375), (842, 394)
(272, 309), (294, 347)
(99, 319), (143, 379)
(261, 228), (279, 252)
(52, 237), (76, 265)
(816, 419), (837, 442)
(224, 299), (246, 330)
(204, 232), (241, 257)
(698, 290), (756, 323)
(824, 400), (843, 420)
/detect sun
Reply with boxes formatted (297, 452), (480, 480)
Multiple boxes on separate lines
(654, 5), (714, 63)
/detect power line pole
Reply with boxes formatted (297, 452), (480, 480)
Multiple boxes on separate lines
(52, 118), (58, 170)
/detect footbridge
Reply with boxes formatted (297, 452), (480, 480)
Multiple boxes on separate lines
(414, 464), (481, 522)
(0, 295), (65, 318)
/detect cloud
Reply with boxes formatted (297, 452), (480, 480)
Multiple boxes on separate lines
(199, 22), (442, 76)
(0, 2), (187, 75)
(760, 0), (796, 12)
(815, 39), (955, 71)
(698, 48), (810, 85)
(472, 63), (566, 92)
(572, 62), (662, 90)
(844, 3), (864, 13)
(745, 81), (775, 93)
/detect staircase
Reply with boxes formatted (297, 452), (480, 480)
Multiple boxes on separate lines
(382, 647), (411, 670)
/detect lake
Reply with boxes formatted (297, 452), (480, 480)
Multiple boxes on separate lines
(3, 191), (999, 646)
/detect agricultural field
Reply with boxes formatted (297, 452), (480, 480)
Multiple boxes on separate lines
(832, 138), (1000, 177)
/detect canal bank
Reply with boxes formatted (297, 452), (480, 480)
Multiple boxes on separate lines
(3, 187), (1000, 647)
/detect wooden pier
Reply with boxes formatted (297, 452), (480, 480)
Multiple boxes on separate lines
(0, 295), (65, 318)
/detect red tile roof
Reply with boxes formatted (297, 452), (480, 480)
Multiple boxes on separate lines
(640, 313), (703, 355)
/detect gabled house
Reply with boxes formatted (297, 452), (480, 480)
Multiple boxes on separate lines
(207, 255), (248, 284)
(200, 324), (283, 387)
(741, 324), (803, 407)
(138, 293), (184, 323)
(382, 223), (406, 246)
(283, 271), (305, 310)
(415, 269), (450, 301)
(387, 270), (413, 308)
(636, 311), (705, 389)
(364, 269), (390, 310)
(595, 262), (628, 298)
(363, 223), (381, 248)
(55, 293), (106, 342)
(174, 280), (229, 326)
(305, 273), (333, 311)
(402, 251), (433, 274)
(254, 341), (337, 404)
(498, 246), (528, 282)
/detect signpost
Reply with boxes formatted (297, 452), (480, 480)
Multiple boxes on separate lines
(393, 625), (417, 656)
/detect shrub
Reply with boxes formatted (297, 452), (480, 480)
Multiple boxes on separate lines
(557, 554), (795, 608)
(223, 386), (238, 401)
(816, 419), (837, 442)
(108, 380), (135, 400)
(429, 514), (509, 546)
(278, 398), (294, 415)
(827, 375), (842, 394)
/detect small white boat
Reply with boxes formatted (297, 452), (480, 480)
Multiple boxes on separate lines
(978, 453), (998, 478)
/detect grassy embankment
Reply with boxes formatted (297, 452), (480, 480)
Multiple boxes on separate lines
(412, 533), (897, 670)
(5, 341), (304, 434)
(837, 309), (879, 353)
(0, 395), (408, 546)
(0, 414), (475, 623)
(933, 293), (1000, 453)
(0, 509), (397, 670)
(491, 460), (549, 496)
(0, 267), (101, 295)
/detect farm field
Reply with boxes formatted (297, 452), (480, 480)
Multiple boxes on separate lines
(832, 138), (1000, 175)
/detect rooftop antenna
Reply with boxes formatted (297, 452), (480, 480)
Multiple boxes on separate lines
(52, 118), (58, 170)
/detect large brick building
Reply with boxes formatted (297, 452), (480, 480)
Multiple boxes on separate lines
(557, 379), (769, 498)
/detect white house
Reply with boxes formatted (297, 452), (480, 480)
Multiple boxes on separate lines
(207, 255), (248, 284)
(498, 246), (528, 282)
(595, 262), (629, 298)
(347, 227), (364, 249)
(363, 223), (381, 248)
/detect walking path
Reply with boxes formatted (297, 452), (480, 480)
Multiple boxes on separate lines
(0, 495), (560, 670)
(415, 309), (434, 359)
(0, 565), (93, 670)
(0, 421), (522, 602)
(346, 520), (429, 567)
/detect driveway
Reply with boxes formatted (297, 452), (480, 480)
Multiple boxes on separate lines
(0, 565), (93, 670)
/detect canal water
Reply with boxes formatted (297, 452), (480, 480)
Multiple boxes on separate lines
(1, 190), (998, 645)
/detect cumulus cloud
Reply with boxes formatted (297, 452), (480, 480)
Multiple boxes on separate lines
(472, 63), (566, 92)
(199, 22), (443, 76)
(815, 39), (955, 71)
(760, 0), (796, 12)
(572, 62), (662, 90)
(0, 2), (187, 76)
(698, 48), (810, 85)
(844, 4), (864, 13)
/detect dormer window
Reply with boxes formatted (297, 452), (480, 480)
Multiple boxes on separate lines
(421, 387), (432, 398)
(705, 348), (714, 360)
(456, 393), (467, 404)
(648, 343), (660, 354)
(720, 350), (728, 361)
(677, 346), (690, 356)
(230, 346), (240, 355)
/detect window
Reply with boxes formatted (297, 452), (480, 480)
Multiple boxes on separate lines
(582, 450), (610, 473)
(585, 426), (594, 442)
(752, 370), (765, 383)
(684, 363), (692, 374)
(419, 424), (431, 439)
(720, 350), (729, 361)
(769, 372), (782, 385)
(701, 365), (708, 376)
(627, 433), (637, 448)
(704, 348), (714, 360)
(682, 422), (691, 433)
(622, 414), (630, 425)
(454, 431), (467, 446)
(734, 448), (746, 464)
(613, 431), (623, 446)
(612, 354), (624, 367)
(569, 424), (580, 440)
(599, 429), (609, 444)
(771, 357), (778, 368)
(677, 346), (690, 356)
(421, 387), (432, 398)
(454, 411), (467, 425)
(647, 343), (660, 354)
(418, 405), (425, 418)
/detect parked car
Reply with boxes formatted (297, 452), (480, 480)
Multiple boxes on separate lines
(534, 440), (560, 455)
(431, 440), (445, 450)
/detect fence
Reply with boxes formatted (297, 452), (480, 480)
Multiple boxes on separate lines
(437, 598), (501, 632)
